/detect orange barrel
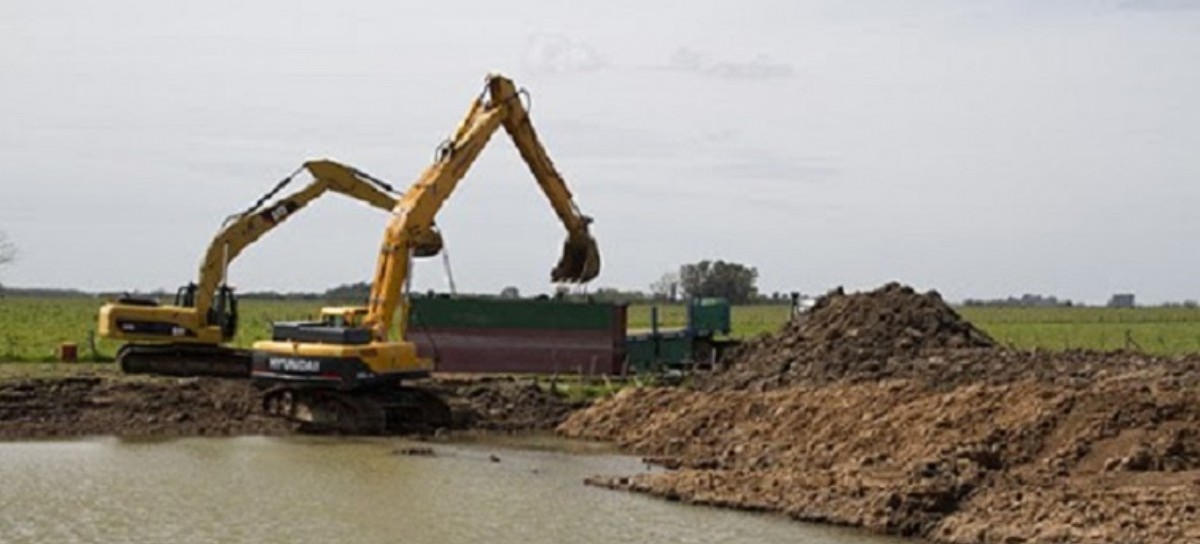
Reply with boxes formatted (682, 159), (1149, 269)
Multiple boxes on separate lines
(57, 342), (78, 363)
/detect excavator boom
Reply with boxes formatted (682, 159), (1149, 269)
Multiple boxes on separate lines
(488, 76), (600, 283)
(191, 160), (402, 322)
(359, 74), (600, 340)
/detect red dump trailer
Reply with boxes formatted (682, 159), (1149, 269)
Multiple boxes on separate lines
(409, 297), (627, 375)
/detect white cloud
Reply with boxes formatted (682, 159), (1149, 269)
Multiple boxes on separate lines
(521, 34), (608, 75)
(666, 47), (796, 80)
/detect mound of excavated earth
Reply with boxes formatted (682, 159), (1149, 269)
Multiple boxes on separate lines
(561, 283), (1200, 543)
(0, 375), (581, 440)
(702, 282), (998, 391)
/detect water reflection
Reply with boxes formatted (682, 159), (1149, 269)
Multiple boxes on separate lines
(0, 437), (905, 544)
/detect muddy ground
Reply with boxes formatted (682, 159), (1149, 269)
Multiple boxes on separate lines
(0, 374), (582, 440)
(560, 283), (1200, 544)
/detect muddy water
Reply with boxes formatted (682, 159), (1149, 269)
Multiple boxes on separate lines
(0, 437), (905, 544)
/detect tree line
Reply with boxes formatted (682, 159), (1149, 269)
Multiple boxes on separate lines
(306, 259), (769, 305)
(0, 243), (775, 305)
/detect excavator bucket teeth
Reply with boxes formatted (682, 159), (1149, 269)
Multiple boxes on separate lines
(551, 234), (601, 283)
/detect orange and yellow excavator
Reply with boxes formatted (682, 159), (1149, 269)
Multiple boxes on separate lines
(252, 73), (600, 433)
(97, 159), (409, 377)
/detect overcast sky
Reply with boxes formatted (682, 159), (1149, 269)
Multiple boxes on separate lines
(1, 0), (1197, 304)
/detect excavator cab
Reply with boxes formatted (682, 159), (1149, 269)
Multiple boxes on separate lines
(172, 282), (238, 341)
(210, 285), (238, 341)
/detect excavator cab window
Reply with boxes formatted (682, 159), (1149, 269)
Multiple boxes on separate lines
(175, 283), (198, 308)
(223, 291), (239, 339)
(208, 285), (239, 341)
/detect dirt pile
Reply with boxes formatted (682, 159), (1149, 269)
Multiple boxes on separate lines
(705, 283), (997, 391)
(561, 283), (1200, 543)
(702, 283), (1177, 392)
(799, 282), (994, 356)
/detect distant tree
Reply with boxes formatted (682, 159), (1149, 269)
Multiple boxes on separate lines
(589, 287), (649, 303)
(0, 232), (15, 267)
(678, 260), (758, 304)
(649, 272), (680, 302)
(323, 281), (372, 301)
(961, 293), (1074, 308)
(1107, 293), (1136, 308)
(499, 286), (521, 299)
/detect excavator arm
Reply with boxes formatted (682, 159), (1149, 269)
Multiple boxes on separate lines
(361, 73), (600, 340)
(489, 76), (599, 283)
(190, 159), (404, 330)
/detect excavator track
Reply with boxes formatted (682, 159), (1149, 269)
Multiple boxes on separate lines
(262, 385), (457, 435)
(117, 344), (251, 379)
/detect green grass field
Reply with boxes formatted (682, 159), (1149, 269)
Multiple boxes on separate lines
(958, 306), (1200, 355)
(0, 296), (327, 361)
(2, 296), (1199, 362)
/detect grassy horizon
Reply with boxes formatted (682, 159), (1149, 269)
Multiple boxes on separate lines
(2, 297), (1200, 362)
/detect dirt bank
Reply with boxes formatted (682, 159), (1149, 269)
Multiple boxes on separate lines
(561, 283), (1200, 543)
(423, 375), (590, 432)
(0, 376), (289, 439)
(0, 374), (582, 440)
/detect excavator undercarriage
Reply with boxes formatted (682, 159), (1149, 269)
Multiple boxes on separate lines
(117, 343), (251, 379)
(261, 382), (459, 434)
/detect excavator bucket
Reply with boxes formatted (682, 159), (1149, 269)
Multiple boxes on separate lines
(551, 233), (601, 283)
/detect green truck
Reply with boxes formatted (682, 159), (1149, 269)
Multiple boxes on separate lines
(625, 297), (738, 374)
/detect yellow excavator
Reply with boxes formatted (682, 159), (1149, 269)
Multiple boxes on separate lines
(97, 159), (416, 378)
(252, 73), (600, 433)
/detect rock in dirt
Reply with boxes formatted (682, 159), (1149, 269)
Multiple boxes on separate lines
(393, 446), (436, 457)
